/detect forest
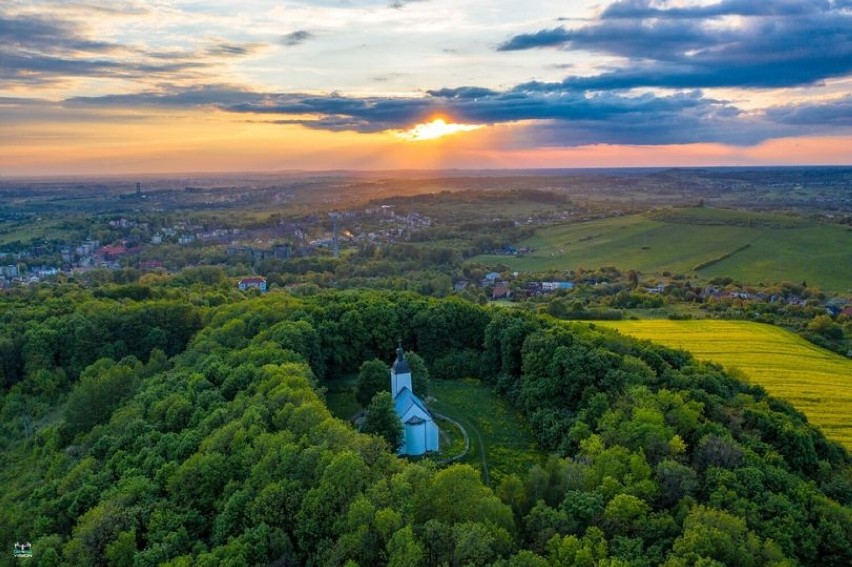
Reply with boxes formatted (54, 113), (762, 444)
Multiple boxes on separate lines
(0, 284), (849, 566)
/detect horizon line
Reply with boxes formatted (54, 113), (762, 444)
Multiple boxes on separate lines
(3, 163), (851, 181)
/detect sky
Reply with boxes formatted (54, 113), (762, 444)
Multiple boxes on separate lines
(1, 0), (851, 175)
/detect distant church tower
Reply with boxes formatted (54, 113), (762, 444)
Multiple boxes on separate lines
(390, 344), (439, 456)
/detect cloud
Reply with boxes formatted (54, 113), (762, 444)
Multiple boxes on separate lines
(601, 0), (831, 19)
(0, 9), (264, 86)
(765, 95), (852, 127)
(0, 11), (117, 54)
(66, 81), (852, 147)
(206, 43), (266, 57)
(0, 52), (203, 87)
(45, 1), (151, 16)
(498, 27), (571, 51)
(66, 85), (268, 108)
(498, 0), (852, 89)
(280, 30), (314, 46)
(389, 0), (429, 9)
(426, 87), (500, 99)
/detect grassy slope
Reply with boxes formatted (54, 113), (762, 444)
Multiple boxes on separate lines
(472, 209), (852, 292)
(596, 320), (852, 449)
(0, 218), (68, 246)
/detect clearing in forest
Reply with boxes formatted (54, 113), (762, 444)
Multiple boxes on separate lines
(324, 375), (543, 483)
(429, 378), (543, 482)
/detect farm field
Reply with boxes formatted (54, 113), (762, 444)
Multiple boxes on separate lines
(0, 218), (70, 247)
(596, 320), (852, 449)
(472, 208), (852, 292)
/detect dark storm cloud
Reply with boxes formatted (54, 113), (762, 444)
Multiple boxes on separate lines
(498, 0), (852, 89)
(280, 31), (314, 46)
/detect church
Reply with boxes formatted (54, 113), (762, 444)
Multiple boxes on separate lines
(391, 345), (439, 456)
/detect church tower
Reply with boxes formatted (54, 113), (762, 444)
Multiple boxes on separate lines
(389, 344), (439, 456)
(391, 343), (413, 397)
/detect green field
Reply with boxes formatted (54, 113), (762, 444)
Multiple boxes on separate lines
(430, 378), (543, 483)
(472, 208), (852, 292)
(0, 218), (69, 246)
(596, 320), (852, 449)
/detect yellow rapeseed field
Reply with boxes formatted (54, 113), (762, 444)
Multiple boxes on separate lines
(597, 320), (852, 449)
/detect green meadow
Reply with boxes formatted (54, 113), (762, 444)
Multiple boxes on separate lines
(0, 218), (69, 247)
(429, 378), (543, 483)
(473, 208), (852, 292)
(597, 320), (852, 449)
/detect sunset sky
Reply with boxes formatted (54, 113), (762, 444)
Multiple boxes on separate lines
(2, 0), (851, 175)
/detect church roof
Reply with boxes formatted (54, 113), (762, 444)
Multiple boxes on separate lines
(394, 387), (430, 419)
(392, 344), (411, 374)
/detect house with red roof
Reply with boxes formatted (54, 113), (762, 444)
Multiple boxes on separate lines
(238, 277), (267, 293)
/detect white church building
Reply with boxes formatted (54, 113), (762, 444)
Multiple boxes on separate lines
(391, 345), (439, 456)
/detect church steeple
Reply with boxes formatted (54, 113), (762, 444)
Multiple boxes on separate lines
(391, 342), (413, 397)
(392, 341), (411, 374)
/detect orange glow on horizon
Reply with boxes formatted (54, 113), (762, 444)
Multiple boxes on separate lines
(393, 118), (485, 142)
(1, 106), (849, 176)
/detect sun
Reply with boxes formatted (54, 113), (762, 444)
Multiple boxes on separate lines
(394, 118), (484, 141)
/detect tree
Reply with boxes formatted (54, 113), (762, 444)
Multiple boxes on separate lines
(362, 391), (403, 450)
(808, 315), (844, 340)
(61, 357), (142, 441)
(453, 522), (499, 566)
(667, 506), (787, 566)
(406, 350), (430, 397)
(387, 525), (424, 567)
(356, 359), (390, 408)
(106, 528), (137, 566)
(655, 459), (697, 508)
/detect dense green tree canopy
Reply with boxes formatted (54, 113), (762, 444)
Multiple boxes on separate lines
(0, 287), (848, 566)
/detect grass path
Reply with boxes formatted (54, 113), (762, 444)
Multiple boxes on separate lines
(430, 397), (491, 484)
(597, 320), (852, 449)
(430, 379), (542, 483)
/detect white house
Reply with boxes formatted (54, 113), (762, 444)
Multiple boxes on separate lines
(238, 277), (268, 292)
(391, 345), (439, 456)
